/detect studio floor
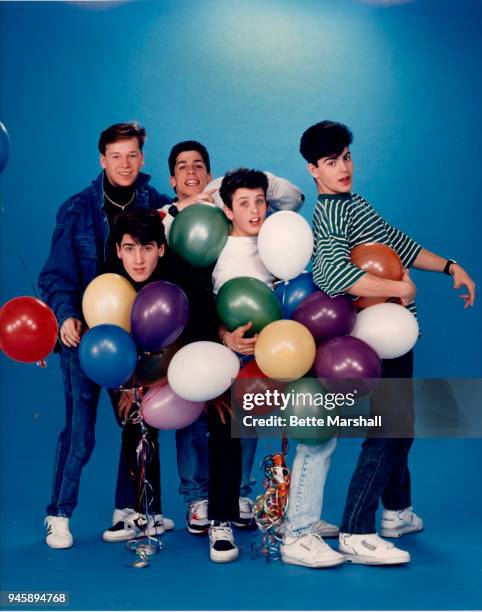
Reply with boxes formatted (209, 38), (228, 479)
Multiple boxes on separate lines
(1, 360), (481, 611)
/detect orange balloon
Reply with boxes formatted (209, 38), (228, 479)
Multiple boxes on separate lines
(82, 273), (136, 332)
(254, 320), (316, 381)
(350, 243), (403, 280)
(351, 243), (403, 310)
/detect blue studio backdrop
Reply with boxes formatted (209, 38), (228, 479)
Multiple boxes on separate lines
(0, 1), (481, 610)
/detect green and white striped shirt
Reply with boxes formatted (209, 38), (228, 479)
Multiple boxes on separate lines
(312, 193), (422, 316)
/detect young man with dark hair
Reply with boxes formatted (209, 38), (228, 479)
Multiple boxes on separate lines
(102, 209), (218, 543)
(298, 120), (475, 565)
(160, 142), (306, 537)
(38, 123), (170, 549)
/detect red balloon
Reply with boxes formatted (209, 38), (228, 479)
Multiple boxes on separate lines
(0, 297), (58, 363)
(232, 359), (285, 416)
(350, 243), (403, 310)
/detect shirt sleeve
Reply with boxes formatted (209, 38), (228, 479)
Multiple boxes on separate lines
(263, 171), (305, 212)
(384, 221), (422, 268)
(312, 200), (366, 297)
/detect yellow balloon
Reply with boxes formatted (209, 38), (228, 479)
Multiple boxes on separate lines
(82, 273), (136, 332)
(255, 320), (316, 381)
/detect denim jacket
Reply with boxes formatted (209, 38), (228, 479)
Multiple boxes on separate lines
(38, 171), (169, 326)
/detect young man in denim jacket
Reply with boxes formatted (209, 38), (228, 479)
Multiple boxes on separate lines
(38, 122), (170, 548)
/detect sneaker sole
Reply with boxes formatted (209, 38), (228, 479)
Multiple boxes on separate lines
(316, 528), (340, 538)
(232, 521), (257, 530)
(186, 525), (209, 535)
(342, 553), (410, 565)
(380, 526), (423, 538)
(281, 553), (344, 568)
(210, 548), (239, 563)
(103, 525), (165, 543)
(46, 539), (73, 549)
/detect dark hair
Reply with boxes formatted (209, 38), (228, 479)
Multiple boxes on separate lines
(168, 140), (211, 176)
(112, 209), (166, 247)
(219, 168), (269, 209)
(299, 121), (353, 165)
(98, 122), (146, 155)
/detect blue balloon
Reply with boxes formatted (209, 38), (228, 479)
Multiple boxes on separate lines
(0, 122), (10, 174)
(79, 324), (137, 388)
(274, 272), (318, 318)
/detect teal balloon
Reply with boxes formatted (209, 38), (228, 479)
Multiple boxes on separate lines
(284, 377), (338, 445)
(169, 204), (230, 268)
(216, 276), (282, 335)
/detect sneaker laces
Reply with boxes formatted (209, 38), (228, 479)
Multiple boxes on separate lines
(239, 497), (253, 513)
(45, 516), (70, 536)
(370, 533), (395, 549)
(125, 511), (148, 530)
(190, 499), (208, 520)
(210, 522), (234, 543)
(301, 532), (332, 552)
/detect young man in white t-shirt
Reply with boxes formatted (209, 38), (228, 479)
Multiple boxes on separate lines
(210, 169), (340, 566)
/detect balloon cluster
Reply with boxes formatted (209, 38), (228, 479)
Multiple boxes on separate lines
(79, 273), (206, 429)
(223, 241), (419, 445)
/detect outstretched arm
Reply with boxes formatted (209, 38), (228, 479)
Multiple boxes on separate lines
(412, 248), (475, 308)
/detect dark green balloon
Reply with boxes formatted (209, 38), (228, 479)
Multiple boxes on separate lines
(169, 204), (230, 268)
(284, 377), (338, 445)
(216, 276), (282, 335)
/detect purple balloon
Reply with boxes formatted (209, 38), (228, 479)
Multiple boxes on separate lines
(141, 383), (204, 430)
(293, 291), (356, 344)
(131, 281), (189, 352)
(314, 336), (382, 396)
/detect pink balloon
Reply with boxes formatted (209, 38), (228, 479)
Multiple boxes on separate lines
(141, 383), (204, 430)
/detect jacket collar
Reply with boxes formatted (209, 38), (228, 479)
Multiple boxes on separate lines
(92, 171), (152, 209)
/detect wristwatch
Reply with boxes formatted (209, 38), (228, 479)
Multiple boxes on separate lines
(443, 259), (457, 275)
(168, 204), (179, 217)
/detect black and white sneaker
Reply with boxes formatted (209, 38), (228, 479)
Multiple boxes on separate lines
(232, 497), (256, 529)
(208, 521), (239, 563)
(186, 499), (209, 535)
(102, 511), (172, 542)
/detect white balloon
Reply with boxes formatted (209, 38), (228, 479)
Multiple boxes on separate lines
(258, 211), (314, 281)
(351, 303), (419, 359)
(167, 341), (240, 402)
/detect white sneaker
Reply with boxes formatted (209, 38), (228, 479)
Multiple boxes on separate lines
(186, 499), (209, 535)
(103, 511), (173, 542)
(381, 506), (423, 538)
(339, 532), (410, 565)
(281, 533), (344, 568)
(312, 519), (340, 538)
(232, 497), (255, 529)
(208, 521), (239, 563)
(45, 516), (73, 549)
(112, 507), (135, 525)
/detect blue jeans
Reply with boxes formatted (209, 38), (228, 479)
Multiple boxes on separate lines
(284, 437), (338, 536)
(46, 348), (101, 518)
(340, 350), (414, 534)
(175, 409), (258, 503)
(176, 414), (209, 503)
(240, 437), (257, 497)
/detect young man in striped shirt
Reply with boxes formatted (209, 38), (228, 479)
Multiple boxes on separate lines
(298, 120), (475, 565)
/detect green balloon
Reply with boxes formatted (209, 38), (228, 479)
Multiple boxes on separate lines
(284, 377), (338, 444)
(216, 276), (282, 335)
(170, 204), (230, 268)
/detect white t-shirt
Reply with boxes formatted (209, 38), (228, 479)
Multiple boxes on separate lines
(212, 236), (275, 295)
